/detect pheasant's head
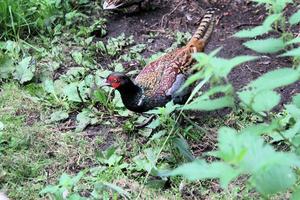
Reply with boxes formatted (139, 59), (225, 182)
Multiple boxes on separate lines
(105, 72), (131, 89)
(103, 0), (124, 10)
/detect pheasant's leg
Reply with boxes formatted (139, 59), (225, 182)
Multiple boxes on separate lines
(134, 115), (156, 129)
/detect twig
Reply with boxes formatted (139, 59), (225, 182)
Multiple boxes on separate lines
(234, 23), (261, 29)
(244, 64), (261, 75)
(258, 112), (297, 149)
(181, 113), (208, 134)
(84, 127), (123, 137)
(145, 28), (166, 33)
(76, 86), (85, 104)
(277, 129), (297, 149)
(215, 13), (224, 26)
(160, 0), (184, 28)
(134, 115), (156, 129)
(58, 125), (77, 131)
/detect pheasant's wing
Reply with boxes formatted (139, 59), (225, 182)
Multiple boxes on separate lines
(135, 46), (196, 97)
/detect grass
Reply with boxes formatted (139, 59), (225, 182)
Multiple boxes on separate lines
(0, 83), (97, 199)
(0, 83), (178, 199)
(0, 83), (256, 199)
(0, 0), (69, 40)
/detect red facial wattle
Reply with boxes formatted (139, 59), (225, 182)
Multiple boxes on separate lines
(111, 82), (120, 89)
(106, 76), (121, 89)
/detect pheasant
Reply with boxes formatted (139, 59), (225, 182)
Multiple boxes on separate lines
(104, 9), (216, 113)
(102, 0), (146, 10)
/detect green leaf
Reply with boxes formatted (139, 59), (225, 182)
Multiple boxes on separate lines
(286, 37), (300, 45)
(286, 104), (300, 120)
(104, 153), (122, 167)
(68, 193), (87, 200)
(251, 165), (296, 195)
(43, 79), (55, 94)
(293, 93), (300, 108)
(182, 96), (234, 111)
(72, 51), (83, 65)
(146, 179), (167, 189)
(216, 127), (300, 172)
(39, 185), (60, 195)
(0, 54), (14, 80)
(275, 121), (300, 142)
(238, 68), (299, 110)
(165, 101), (179, 115)
(64, 83), (82, 102)
(93, 89), (108, 105)
(63, 82), (88, 102)
(173, 137), (195, 162)
(14, 56), (35, 84)
(213, 127), (247, 164)
(202, 85), (233, 97)
(243, 38), (285, 53)
(133, 155), (154, 172)
(75, 109), (97, 132)
(234, 26), (268, 38)
(252, 90), (280, 112)
(181, 71), (205, 90)
(242, 122), (279, 136)
(50, 110), (69, 122)
(292, 187), (300, 200)
(59, 173), (73, 187)
(0, 121), (4, 131)
(289, 9), (300, 25)
(211, 56), (257, 77)
(247, 68), (299, 91)
(166, 125), (300, 195)
(234, 14), (280, 38)
(238, 89), (253, 107)
(280, 47), (300, 57)
(192, 47), (222, 68)
(113, 91), (125, 108)
(292, 135), (300, 147)
(164, 159), (239, 188)
(150, 130), (166, 141)
(113, 62), (124, 72)
(72, 171), (85, 185)
(95, 182), (131, 199)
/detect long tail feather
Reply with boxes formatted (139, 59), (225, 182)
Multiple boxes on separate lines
(187, 8), (217, 51)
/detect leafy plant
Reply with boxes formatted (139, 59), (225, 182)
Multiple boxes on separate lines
(144, 1), (300, 198)
(164, 126), (300, 196)
(95, 33), (134, 57)
(40, 172), (86, 200)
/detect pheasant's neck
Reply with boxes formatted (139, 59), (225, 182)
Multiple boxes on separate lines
(117, 81), (144, 112)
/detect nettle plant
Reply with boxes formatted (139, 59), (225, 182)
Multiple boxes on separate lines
(156, 0), (300, 198)
(40, 148), (131, 200)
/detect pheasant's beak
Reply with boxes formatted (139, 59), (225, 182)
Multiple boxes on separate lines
(99, 79), (110, 88)
(103, 1), (118, 10)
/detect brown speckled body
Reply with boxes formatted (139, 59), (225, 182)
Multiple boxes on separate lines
(135, 47), (198, 97)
